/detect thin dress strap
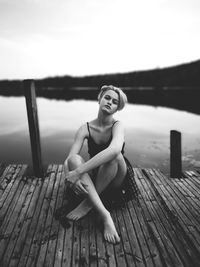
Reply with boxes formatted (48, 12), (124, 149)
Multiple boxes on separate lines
(87, 122), (91, 137)
(111, 120), (119, 129)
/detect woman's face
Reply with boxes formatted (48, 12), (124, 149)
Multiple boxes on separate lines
(99, 90), (119, 114)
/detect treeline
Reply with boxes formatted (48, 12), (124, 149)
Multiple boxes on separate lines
(0, 59), (200, 96)
(35, 59), (200, 88)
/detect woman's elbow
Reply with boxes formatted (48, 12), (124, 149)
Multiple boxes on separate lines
(110, 147), (121, 158)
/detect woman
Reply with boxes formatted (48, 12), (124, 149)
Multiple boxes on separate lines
(64, 85), (128, 244)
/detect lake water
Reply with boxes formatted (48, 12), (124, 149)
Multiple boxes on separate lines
(0, 95), (200, 175)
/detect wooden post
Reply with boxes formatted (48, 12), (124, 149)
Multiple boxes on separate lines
(170, 130), (182, 178)
(23, 79), (43, 177)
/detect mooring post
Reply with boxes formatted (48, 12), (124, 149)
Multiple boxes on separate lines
(23, 79), (43, 177)
(170, 130), (182, 178)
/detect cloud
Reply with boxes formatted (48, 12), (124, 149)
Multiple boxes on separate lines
(190, 160), (200, 167)
(182, 154), (200, 168)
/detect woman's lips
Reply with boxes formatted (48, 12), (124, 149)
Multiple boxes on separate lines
(104, 105), (111, 109)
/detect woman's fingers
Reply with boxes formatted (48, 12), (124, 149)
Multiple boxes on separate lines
(71, 180), (89, 195)
(80, 182), (89, 194)
(76, 182), (88, 195)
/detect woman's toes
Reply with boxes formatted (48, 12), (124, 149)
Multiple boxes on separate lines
(115, 234), (120, 243)
(110, 235), (114, 244)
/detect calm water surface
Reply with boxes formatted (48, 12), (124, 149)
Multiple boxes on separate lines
(1, 96), (200, 175)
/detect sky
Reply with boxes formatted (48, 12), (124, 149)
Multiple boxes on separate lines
(0, 0), (200, 80)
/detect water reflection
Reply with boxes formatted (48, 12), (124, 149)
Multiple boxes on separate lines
(0, 96), (200, 175)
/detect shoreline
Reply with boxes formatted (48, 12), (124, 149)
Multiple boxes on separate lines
(0, 86), (200, 115)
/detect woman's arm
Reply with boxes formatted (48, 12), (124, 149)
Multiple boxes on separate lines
(65, 124), (90, 194)
(75, 121), (125, 176)
(64, 124), (87, 173)
(66, 124), (87, 158)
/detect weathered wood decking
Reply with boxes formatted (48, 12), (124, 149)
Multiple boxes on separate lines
(0, 163), (200, 267)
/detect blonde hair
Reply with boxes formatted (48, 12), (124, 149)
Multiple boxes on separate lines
(97, 85), (128, 111)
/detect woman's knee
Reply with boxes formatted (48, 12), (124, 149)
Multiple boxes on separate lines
(99, 154), (121, 172)
(106, 153), (122, 167)
(65, 154), (84, 170)
(102, 154), (126, 177)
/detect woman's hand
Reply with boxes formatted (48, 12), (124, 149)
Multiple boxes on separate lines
(71, 179), (89, 195)
(65, 169), (88, 195)
(65, 169), (81, 185)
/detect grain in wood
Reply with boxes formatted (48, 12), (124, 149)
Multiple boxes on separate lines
(17, 165), (54, 267)
(88, 211), (98, 267)
(25, 165), (58, 267)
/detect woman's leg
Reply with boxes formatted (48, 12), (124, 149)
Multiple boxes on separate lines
(94, 153), (127, 193)
(65, 154), (126, 218)
(64, 154), (123, 243)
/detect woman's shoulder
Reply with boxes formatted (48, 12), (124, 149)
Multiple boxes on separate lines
(87, 119), (99, 131)
(113, 120), (124, 128)
(87, 119), (97, 125)
(76, 123), (90, 138)
(112, 120), (125, 134)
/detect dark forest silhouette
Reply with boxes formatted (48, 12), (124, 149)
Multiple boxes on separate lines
(0, 59), (200, 114)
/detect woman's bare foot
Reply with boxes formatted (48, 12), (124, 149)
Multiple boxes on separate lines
(103, 211), (120, 244)
(66, 199), (92, 221)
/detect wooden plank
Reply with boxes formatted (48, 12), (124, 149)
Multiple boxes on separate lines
(0, 165), (28, 241)
(126, 199), (159, 267)
(116, 204), (143, 266)
(137, 170), (181, 266)
(111, 209), (127, 267)
(135, 168), (185, 267)
(147, 169), (200, 264)
(184, 171), (200, 189)
(0, 165), (22, 203)
(100, 226), (116, 267)
(131, 169), (163, 267)
(145, 169), (200, 266)
(61, 218), (73, 267)
(3, 177), (36, 266)
(0, 168), (31, 265)
(17, 165), (54, 267)
(71, 220), (81, 267)
(44, 165), (65, 267)
(8, 177), (43, 267)
(94, 210), (108, 267)
(0, 163), (6, 177)
(0, 164), (13, 185)
(154, 169), (200, 232)
(173, 178), (200, 213)
(25, 165), (58, 267)
(151, 170), (200, 226)
(54, 224), (65, 267)
(88, 211), (98, 267)
(53, 168), (68, 267)
(36, 165), (62, 267)
(80, 216), (90, 267)
(136, 169), (192, 265)
(181, 174), (200, 202)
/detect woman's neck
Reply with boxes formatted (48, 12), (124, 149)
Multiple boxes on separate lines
(97, 110), (114, 127)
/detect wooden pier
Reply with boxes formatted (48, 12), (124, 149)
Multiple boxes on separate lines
(0, 163), (200, 267)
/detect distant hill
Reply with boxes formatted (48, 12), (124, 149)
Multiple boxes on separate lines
(0, 59), (200, 94)
(35, 59), (200, 88)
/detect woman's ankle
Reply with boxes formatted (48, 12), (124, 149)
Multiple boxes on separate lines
(99, 209), (110, 221)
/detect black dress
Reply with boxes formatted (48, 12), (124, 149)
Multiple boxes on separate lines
(86, 121), (139, 209)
